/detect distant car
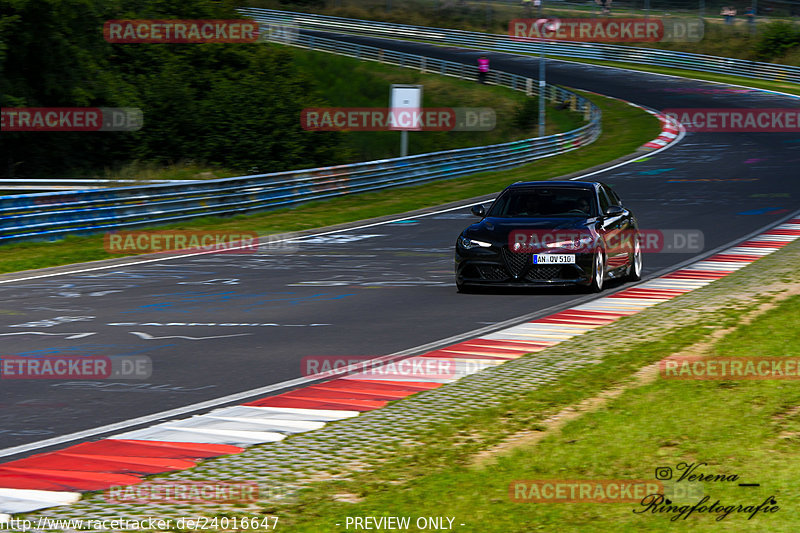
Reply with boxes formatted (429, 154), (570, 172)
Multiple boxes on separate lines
(455, 181), (642, 292)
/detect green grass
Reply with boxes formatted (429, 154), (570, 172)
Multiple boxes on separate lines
(96, 161), (242, 182)
(289, 47), (585, 161)
(0, 90), (658, 274)
(263, 243), (800, 533)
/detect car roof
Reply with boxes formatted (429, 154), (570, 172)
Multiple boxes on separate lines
(508, 181), (597, 189)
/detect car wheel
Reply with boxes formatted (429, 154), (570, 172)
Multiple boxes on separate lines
(586, 249), (605, 293)
(626, 238), (643, 281)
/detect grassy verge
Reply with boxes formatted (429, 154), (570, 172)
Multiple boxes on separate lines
(289, 47), (585, 161)
(262, 235), (800, 533)
(97, 162), (242, 183)
(0, 90), (659, 274)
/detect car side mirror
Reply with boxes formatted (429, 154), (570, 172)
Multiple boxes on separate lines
(604, 205), (624, 217)
(471, 205), (486, 217)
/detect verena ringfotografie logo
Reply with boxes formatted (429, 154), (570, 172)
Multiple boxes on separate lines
(508, 230), (704, 254)
(1, 356), (151, 379)
(1, 108), (142, 132)
(104, 231), (259, 254)
(665, 109), (800, 132)
(300, 108), (495, 131)
(660, 356), (800, 380)
(105, 481), (259, 504)
(103, 20), (258, 43)
(509, 18), (703, 43)
(510, 480), (663, 503)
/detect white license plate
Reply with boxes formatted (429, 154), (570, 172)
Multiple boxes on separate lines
(533, 254), (575, 264)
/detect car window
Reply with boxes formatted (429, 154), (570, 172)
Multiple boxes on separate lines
(598, 187), (611, 213)
(486, 188), (596, 217)
(601, 184), (621, 206)
(603, 185), (622, 206)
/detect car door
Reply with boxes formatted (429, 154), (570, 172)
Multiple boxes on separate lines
(598, 185), (629, 271)
(609, 185), (638, 270)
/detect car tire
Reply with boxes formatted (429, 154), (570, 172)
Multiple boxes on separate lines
(626, 237), (643, 281)
(456, 279), (472, 293)
(586, 249), (605, 293)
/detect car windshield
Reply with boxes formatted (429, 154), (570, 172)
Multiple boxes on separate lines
(487, 188), (596, 218)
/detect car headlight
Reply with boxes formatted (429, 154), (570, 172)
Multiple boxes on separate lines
(459, 236), (492, 249)
(545, 236), (595, 250)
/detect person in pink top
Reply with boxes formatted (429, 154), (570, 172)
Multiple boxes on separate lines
(477, 55), (489, 84)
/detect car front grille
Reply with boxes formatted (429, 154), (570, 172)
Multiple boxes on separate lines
(476, 265), (509, 280)
(501, 248), (531, 277)
(525, 265), (562, 280)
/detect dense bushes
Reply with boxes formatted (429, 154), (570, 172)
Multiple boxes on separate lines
(0, 0), (342, 177)
(755, 22), (800, 60)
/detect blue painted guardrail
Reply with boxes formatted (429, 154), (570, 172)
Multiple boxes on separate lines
(0, 32), (600, 244)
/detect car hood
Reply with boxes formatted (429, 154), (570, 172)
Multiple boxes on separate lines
(463, 217), (596, 239)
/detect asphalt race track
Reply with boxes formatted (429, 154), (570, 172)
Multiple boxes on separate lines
(1, 32), (798, 458)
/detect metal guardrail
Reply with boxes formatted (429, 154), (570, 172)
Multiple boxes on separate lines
(0, 33), (600, 244)
(242, 8), (800, 85)
(0, 179), (188, 191)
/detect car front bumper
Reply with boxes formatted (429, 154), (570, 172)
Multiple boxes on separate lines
(455, 247), (596, 287)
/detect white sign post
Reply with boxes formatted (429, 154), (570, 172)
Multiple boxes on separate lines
(390, 84), (422, 157)
(535, 14), (560, 138)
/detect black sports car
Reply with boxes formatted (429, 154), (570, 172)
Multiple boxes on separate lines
(455, 181), (642, 292)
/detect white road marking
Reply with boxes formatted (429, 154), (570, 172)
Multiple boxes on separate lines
(177, 278), (240, 285)
(0, 332), (97, 339)
(129, 331), (252, 341)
